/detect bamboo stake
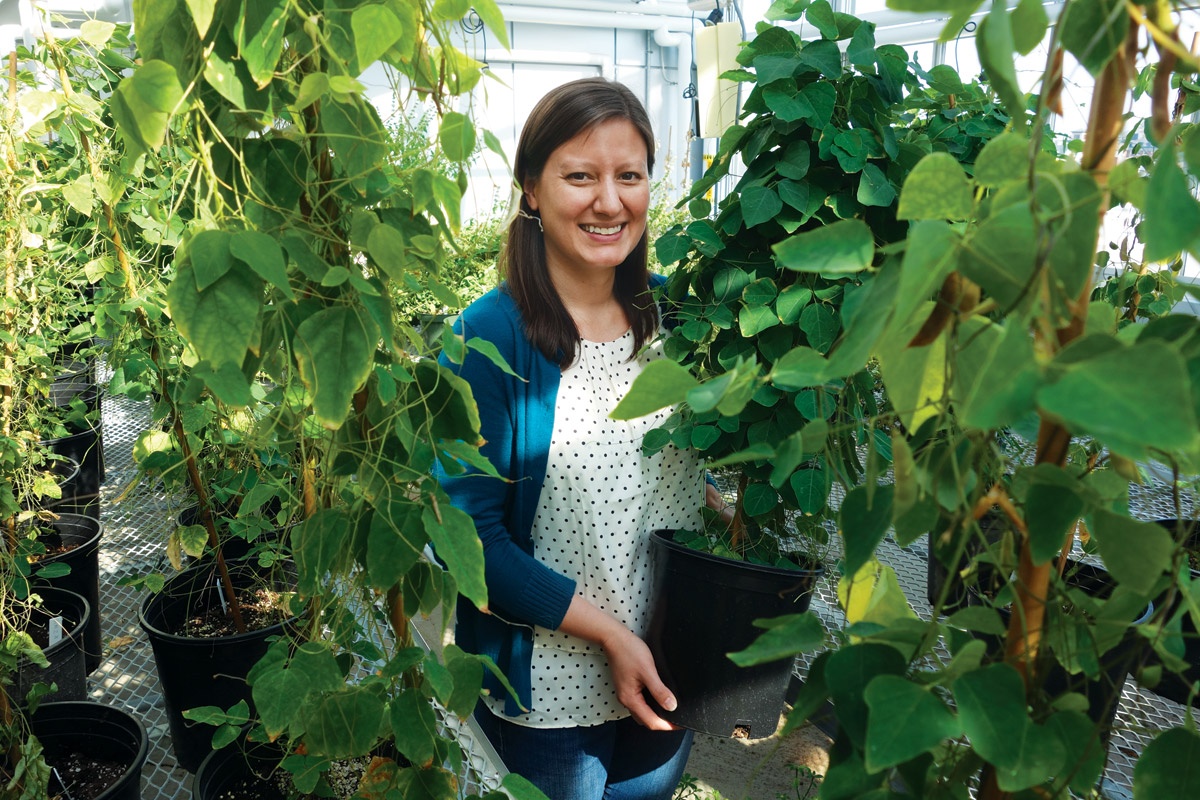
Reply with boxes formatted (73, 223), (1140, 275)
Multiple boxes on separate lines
(978, 17), (1139, 800)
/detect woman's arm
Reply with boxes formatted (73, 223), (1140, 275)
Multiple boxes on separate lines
(705, 480), (736, 525)
(557, 595), (678, 731)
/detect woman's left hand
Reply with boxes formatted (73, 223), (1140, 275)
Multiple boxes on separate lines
(705, 482), (735, 526)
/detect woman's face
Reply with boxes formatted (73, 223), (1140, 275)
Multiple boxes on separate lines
(524, 117), (650, 282)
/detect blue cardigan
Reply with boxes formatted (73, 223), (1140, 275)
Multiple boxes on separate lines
(436, 278), (670, 716)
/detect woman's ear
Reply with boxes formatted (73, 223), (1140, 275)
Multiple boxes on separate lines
(523, 180), (539, 211)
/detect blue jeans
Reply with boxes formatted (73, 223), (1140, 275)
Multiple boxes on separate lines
(474, 706), (694, 800)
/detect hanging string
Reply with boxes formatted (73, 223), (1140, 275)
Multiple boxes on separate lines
(462, 9), (488, 70)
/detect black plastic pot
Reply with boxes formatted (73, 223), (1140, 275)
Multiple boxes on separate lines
(1137, 519), (1200, 704)
(30, 513), (104, 674)
(645, 529), (823, 739)
(139, 559), (297, 772)
(975, 561), (1151, 742)
(926, 513), (1008, 614)
(15, 586), (89, 705)
(192, 733), (287, 800)
(32, 701), (149, 800)
(42, 420), (104, 513)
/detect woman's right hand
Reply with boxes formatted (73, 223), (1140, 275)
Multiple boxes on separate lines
(558, 594), (679, 731)
(599, 626), (678, 731)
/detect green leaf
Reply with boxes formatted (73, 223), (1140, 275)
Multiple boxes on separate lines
(168, 263), (261, 370)
(977, 1), (1025, 124)
(772, 347), (828, 390)
(439, 112), (476, 162)
(742, 482), (778, 517)
(824, 643), (907, 750)
(353, 5), (405, 67)
(292, 72), (329, 112)
(957, 202), (1037, 309)
(728, 613), (825, 666)
(799, 303), (838, 354)
(1134, 727), (1200, 800)
(443, 644), (485, 718)
(974, 131), (1029, 188)
(1144, 141), (1200, 262)
(864, 675), (961, 772)
(423, 504), (487, 611)
(470, 0), (510, 49)
(236, 0), (288, 87)
(857, 163), (896, 207)
(1024, 465), (1086, 565)
(367, 502), (425, 590)
(321, 98), (387, 191)
(1037, 339), (1200, 460)
(189, 230), (233, 291)
(610, 360), (699, 419)
(791, 467), (831, 514)
(774, 219), (874, 274)
(183, 0), (215, 37)
(465, 338), (525, 381)
(951, 318), (1040, 430)
(230, 230), (294, 301)
(1060, 0), (1130, 76)
(898, 152), (974, 221)
(1046, 711), (1107, 794)
(739, 305), (779, 337)
(741, 186), (784, 228)
(880, 331), (946, 432)
(62, 174), (94, 217)
(840, 485), (894, 577)
(112, 60), (184, 157)
(390, 689), (438, 766)
(889, 221), (959, 336)
(293, 305), (379, 429)
(300, 686), (386, 759)
(1011, 0), (1048, 54)
(432, 0), (471, 21)
(367, 223), (412, 281)
(1090, 509), (1174, 595)
(954, 663), (1067, 791)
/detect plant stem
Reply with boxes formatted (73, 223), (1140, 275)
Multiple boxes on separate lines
(3, 52), (20, 555)
(978, 17), (1138, 800)
(41, 31), (247, 630)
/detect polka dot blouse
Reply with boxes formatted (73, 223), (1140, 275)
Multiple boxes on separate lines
(481, 329), (705, 728)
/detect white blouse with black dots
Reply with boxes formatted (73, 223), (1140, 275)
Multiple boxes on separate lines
(481, 329), (705, 728)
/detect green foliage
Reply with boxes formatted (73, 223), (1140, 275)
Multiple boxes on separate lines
(629, 14), (1004, 557)
(97, 1), (520, 795)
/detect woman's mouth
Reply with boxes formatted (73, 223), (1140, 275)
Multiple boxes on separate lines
(581, 224), (624, 235)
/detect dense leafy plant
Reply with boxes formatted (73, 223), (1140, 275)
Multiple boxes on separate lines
(623, 0), (1200, 795)
(624, 2), (1005, 565)
(106, 1), (545, 796)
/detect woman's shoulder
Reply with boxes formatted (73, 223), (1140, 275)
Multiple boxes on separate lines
(458, 285), (521, 333)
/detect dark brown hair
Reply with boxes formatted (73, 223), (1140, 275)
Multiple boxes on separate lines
(501, 77), (657, 368)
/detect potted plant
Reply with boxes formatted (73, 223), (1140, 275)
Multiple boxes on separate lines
(628, 0), (1200, 795)
(614, 3), (1004, 739)
(104, 1), (547, 795)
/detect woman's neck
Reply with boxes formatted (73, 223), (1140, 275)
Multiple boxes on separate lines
(551, 269), (628, 343)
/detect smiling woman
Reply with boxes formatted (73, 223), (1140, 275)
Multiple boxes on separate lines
(436, 78), (731, 800)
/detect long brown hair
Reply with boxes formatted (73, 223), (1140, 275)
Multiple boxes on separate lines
(501, 77), (657, 368)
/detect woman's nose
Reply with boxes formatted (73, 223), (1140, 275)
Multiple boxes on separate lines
(593, 179), (621, 214)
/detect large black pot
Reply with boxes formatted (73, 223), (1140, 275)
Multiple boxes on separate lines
(1137, 519), (1200, 704)
(15, 586), (89, 704)
(32, 701), (149, 800)
(645, 529), (823, 739)
(192, 733), (287, 800)
(975, 561), (1151, 742)
(139, 559), (297, 772)
(926, 513), (1008, 614)
(30, 513), (104, 674)
(41, 421), (104, 517)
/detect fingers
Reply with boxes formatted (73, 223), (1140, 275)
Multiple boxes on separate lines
(622, 691), (676, 731)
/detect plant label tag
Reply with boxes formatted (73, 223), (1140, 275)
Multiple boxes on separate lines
(49, 615), (64, 646)
(217, 589), (228, 615)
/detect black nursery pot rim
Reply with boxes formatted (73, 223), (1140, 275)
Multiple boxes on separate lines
(33, 700), (149, 799)
(137, 559), (298, 646)
(650, 529), (823, 580)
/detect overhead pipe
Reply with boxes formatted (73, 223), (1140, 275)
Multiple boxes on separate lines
(499, 0), (698, 20)
(485, 48), (616, 80)
(496, 5), (698, 35)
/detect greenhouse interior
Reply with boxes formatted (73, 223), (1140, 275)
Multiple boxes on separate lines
(2, 0), (1200, 798)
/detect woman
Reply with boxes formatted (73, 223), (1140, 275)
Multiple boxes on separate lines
(438, 77), (729, 800)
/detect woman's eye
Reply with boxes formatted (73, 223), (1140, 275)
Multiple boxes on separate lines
(567, 172), (588, 181)
(620, 172), (644, 182)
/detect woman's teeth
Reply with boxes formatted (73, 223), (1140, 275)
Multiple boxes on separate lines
(582, 224), (622, 235)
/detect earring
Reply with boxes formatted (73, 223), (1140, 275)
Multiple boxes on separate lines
(517, 208), (543, 233)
